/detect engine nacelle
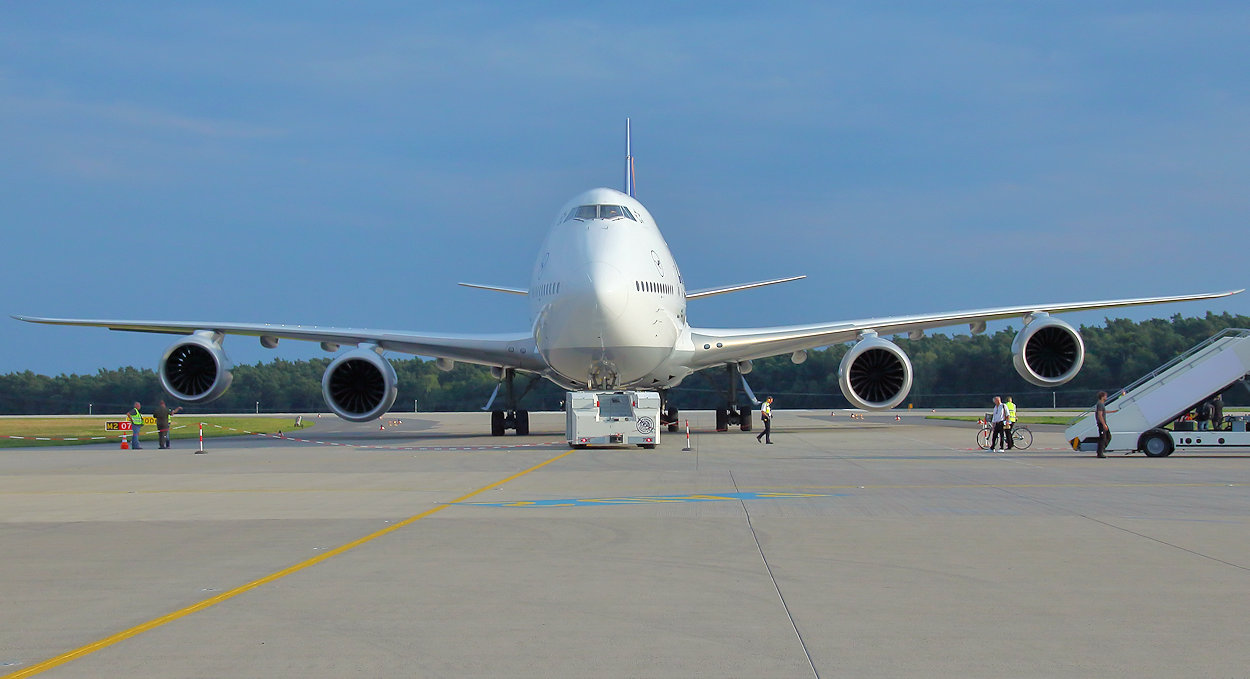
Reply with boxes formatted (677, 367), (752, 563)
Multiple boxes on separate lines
(838, 335), (914, 411)
(322, 347), (398, 422)
(1012, 315), (1085, 387)
(159, 333), (234, 403)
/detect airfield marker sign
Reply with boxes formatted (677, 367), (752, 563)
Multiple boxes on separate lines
(104, 416), (156, 431)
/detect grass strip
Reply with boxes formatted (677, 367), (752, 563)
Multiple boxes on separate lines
(0, 416), (314, 448)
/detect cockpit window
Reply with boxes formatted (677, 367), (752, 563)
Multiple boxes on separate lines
(564, 204), (638, 222)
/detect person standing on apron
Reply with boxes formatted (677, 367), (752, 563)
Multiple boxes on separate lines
(756, 396), (774, 444)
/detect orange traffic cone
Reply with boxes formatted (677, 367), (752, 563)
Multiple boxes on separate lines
(120, 438), (129, 450)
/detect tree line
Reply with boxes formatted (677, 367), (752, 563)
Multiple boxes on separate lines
(3, 312), (1247, 416)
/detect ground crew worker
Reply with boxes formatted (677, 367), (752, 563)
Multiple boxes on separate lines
(1094, 391), (1119, 458)
(127, 401), (144, 449)
(756, 396), (774, 444)
(154, 399), (183, 449)
(1004, 396), (1017, 450)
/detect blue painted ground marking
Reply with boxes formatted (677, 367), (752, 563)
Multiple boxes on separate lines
(460, 491), (845, 508)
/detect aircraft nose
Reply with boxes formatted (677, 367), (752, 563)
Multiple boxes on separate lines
(587, 260), (629, 321)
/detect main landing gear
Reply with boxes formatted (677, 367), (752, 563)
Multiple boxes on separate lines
(490, 409), (528, 436)
(488, 368), (537, 436)
(714, 364), (752, 432)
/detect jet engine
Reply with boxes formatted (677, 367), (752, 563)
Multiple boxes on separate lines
(159, 332), (233, 403)
(1012, 314), (1085, 387)
(838, 334), (914, 411)
(321, 346), (398, 422)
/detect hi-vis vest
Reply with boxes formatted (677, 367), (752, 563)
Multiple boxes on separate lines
(1005, 402), (1017, 423)
(128, 409), (143, 425)
(761, 402), (772, 419)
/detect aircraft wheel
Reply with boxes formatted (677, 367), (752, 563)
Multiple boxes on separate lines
(491, 410), (505, 436)
(740, 405), (752, 431)
(715, 408), (728, 432)
(516, 410), (530, 436)
(1139, 429), (1174, 457)
(667, 407), (679, 432)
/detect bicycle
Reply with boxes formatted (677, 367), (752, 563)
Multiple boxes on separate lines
(976, 415), (1033, 450)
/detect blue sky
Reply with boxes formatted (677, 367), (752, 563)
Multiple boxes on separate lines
(3, 2), (1248, 376)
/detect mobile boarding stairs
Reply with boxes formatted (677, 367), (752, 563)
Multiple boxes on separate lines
(1065, 329), (1250, 456)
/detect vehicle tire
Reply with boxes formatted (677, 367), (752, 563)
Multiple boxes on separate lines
(715, 408), (728, 432)
(639, 444), (656, 449)
(490, 410), (505, 436)
(740, 405), (752, 432)
(515, 410), (530, 436)
(976, 428), (991, 450)
(1139, 429), (1175, 457)
(1012, 427), (1033, 450)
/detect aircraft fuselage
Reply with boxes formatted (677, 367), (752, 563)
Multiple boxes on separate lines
(530, 187), (693, 390)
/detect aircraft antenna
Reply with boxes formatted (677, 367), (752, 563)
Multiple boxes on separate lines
(625, 118), (636, 198)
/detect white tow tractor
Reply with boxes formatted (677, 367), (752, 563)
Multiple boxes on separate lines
(1066, 328), (1250, 456)
(565, 391), (661, 449)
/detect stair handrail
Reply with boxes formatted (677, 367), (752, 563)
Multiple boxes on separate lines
(1067, 328), (1250, 425)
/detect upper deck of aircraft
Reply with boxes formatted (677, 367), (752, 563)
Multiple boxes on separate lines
(554, 187), (655, 227)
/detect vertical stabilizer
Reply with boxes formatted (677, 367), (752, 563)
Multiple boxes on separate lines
(624, 118), (636, 197)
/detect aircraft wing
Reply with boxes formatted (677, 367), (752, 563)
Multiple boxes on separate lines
(686, 289), (1244, 369)
(11, 315), (548, 372)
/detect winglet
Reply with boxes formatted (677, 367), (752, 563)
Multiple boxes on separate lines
(624, 118), (636, 198)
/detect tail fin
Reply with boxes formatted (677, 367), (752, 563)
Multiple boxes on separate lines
(624, 118), (636, 198)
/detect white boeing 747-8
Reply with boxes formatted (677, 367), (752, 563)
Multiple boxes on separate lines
(15, 122), (1242, 435)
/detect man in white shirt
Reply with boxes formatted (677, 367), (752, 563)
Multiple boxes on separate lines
(990, 396), (1010, 452)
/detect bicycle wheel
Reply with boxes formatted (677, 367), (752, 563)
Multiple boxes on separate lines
(976, 428), (991, 450)
(1012, 426), (1033, 450)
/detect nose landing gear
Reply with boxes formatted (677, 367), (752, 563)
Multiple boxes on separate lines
(658, 389), (680, 433)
